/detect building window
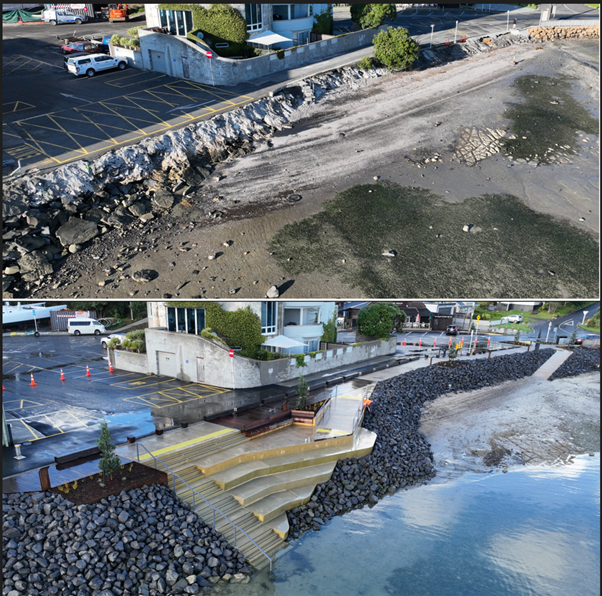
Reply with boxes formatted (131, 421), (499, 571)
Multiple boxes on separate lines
(167, 307), (205, 335)
(159, 9), (193, 36)
(245, 3), (262, 31)
(307, 339), (320, 352)
(292, 30), (309, 45)
(261, 301), (277, 335)
(274, 4), (309, 20)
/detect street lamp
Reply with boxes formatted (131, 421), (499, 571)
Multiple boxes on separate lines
(430, 24), (434, 48)
(454, 20), (458, 43)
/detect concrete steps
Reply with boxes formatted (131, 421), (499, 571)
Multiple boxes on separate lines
(207, 428), (376, 490)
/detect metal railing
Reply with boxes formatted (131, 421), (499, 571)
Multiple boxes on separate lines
(135, 443), (273, 571)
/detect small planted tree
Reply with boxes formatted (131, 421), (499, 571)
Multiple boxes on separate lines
(373, 27), (419, 71)
(357, 302), (406, 339)
(448, 345), (457, 360)
(97, 420), (121, 482)
(514, 329), (521, 344)
(569, 328), (578, 345)
(296, 375), (309, 409)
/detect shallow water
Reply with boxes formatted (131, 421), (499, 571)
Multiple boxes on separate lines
(220, 454), (600, 596)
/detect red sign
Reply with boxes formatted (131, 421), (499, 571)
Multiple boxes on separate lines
(229, 349), (234, 358)
(206, 51), (213, 59)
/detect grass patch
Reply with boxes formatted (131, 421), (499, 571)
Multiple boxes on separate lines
(580, 324), (600, 333)
(268, 182), (599, 298)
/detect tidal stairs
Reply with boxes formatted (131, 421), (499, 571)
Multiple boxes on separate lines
(153, 426), (376, 571)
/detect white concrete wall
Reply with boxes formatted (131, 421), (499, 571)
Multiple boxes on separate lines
(139, 24), (388, 86)
(109, 45), (144, 68)
(111, 349), (148, 374)
(137, 329), (397, 388)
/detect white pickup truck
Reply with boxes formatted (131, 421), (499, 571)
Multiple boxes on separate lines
(42, 9), (88, 25)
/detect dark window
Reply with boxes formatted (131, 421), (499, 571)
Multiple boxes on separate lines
(167, 307), (176, 332)
(196, 309), (205, 334)
(177, 307), (186, 332)
(187, 309), (195, 334)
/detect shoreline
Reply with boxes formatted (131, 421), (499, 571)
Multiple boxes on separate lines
(4, 38), (599, 300)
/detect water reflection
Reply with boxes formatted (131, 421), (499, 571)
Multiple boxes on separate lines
(217, 454), (599, 596)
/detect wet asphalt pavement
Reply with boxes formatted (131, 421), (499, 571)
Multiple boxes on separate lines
(2, 332), (403, 478)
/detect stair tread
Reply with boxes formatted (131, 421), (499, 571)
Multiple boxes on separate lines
(250, 484), (315, 522)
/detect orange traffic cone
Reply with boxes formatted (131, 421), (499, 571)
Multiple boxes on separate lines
(109, 361), (114, 373)
(448, 338), (452, 347)
(86, 365), (91, 377)
(2, 384), (5, 391)
(403, 337), (406, 346)
(487, 337), (491, 346)
(433, 339), (437, 348)
(418, 338), (422, 347)
(30, 373), (37, 386)
(60, 369), (66, 381)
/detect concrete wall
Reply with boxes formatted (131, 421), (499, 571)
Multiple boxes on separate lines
(109, 45), (144, 68)
(140, 329), (397, 388)
(139, 24), (389, 87)
(111, 349), (148, 374)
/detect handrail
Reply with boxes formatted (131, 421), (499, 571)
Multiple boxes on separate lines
(135, 442), (273, 571)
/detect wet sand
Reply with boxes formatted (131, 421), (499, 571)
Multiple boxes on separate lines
(36, 40), (599, 300)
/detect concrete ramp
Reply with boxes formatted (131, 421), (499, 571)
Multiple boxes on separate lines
(531, 350), (573, 379)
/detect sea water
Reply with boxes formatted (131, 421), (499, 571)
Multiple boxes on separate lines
(220, 453), (600, 596)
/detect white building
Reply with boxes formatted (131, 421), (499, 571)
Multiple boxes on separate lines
(147, 301), (336, 355)
(144, 3), (331, 49)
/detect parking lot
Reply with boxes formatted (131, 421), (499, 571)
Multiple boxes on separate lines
(2, 334), (229, 446)
(2, 21), (255, 171)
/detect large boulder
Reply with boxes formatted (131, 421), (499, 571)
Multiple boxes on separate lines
(19, 250), (54, 281)
(55, 217), (98, 247)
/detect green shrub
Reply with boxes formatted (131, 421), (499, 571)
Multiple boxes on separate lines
(160, 3), (251, 57)
(321, 313), (337, 343)
(312, 5), (334, 35)
(97, 421), (120, 480)
(296, 375), (309, 409)
(295, 353), (307, 368)
(126, 329), (145, 341)
(108, 337), (122, 349)
(357, 303), (407, 338)
(121, 339), (132, 350)
(358, 56), (375, 69)
(200, 328), (227, 345)
(373, 27), (418, 71)
(126, 25), (145, 37)
(131, 339), (145, 352)
(308, 350), (323, 359)
(350, 4), (396, 29)
(204, 303), (265, 355)
(254, 349), (286, 361)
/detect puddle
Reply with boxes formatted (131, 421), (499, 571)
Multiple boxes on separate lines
(268, 182), (599, 298)
(502, 75), (599, 164)
(30, 352), (59, 357)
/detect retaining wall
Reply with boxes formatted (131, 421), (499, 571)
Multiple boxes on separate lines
(109, 45), (144, 68)
(141, 329), (397, 388)
(528, 25), (599, 38)
(111, 349), (148, 374)
(138, 24), (389, 87)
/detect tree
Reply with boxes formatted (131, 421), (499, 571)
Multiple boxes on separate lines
(296, 375), (309, 409)
(570, 328), (578, 345)
(97, 420), (121, 481)
(357, 303), (406, 339)
(350, 4), (396, 29)
(373, 27), (419, 71)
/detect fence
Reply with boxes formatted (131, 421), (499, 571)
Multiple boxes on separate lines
(134, 443), (272, 571)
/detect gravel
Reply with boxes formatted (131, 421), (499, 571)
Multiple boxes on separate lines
(286, 349), (555, 539)
(2, 484), (251, 596)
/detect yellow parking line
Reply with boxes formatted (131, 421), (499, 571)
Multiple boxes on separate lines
(137, 428), (236, 461)
(47, 115), (90, 154)
(18, 419), (42, 440)
(112, 376), (176, 389)
(105, 73), (168, 88)
(139, 89), (179, 107)
(42, 413), (64, 433)
(3, 56), (21, 67)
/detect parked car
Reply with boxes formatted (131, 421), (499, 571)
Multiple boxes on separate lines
(68, 318), (107, 336)
(446, 325), (458, 336)
(63, 52), (88, 68)
(101, 333), (126, 349)
(505, 314), (523, 323)
(62, 41), (108, 55)
(67, 54), (127, 77)
(575, 334), (599, 345)
(42, 9), (88, 25)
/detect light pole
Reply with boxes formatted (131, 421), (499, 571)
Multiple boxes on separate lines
(430, 24), (434, 48)
(545, 321), (552, 343)
(454, 21), (458, 43)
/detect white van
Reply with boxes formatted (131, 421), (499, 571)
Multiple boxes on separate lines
(68, 318), (106, 336)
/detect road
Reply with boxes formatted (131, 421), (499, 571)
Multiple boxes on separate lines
(5, 4), (597, 174)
